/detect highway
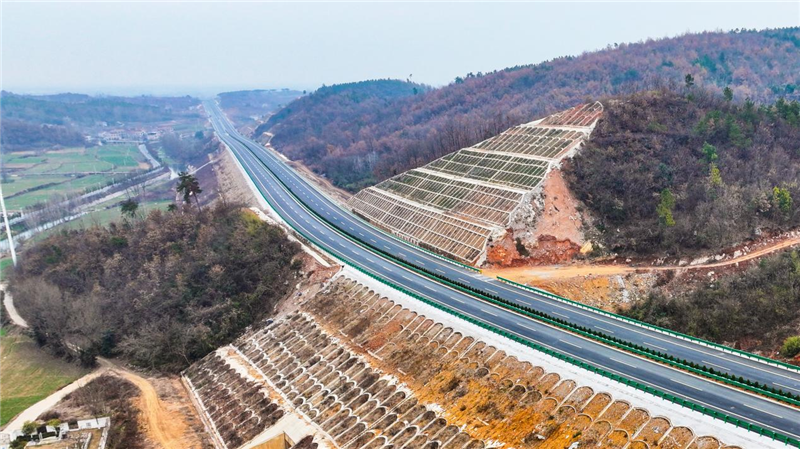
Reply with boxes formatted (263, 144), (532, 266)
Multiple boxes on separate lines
(205, 100), (800, 442)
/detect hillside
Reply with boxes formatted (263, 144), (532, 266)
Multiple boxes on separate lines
(348, 103), (603, 264)
(8, 204), (301, 372)
(0, 91), (200, 126)
(257, 79), (433, 190)
(262, 28), (800, 192)
(626, 248), (800, 354)
(567, 89), (800, 257)
(218, 88), (304, 128)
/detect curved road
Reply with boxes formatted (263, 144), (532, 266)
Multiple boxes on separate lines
(206, 101), (800, 442)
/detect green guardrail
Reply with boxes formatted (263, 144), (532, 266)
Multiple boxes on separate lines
(497, 276), (800, 375)
(231, 129), (800, 406)
(224, 134), (800, 448)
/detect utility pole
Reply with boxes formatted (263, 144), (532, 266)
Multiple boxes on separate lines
(0, 182), (18, 266)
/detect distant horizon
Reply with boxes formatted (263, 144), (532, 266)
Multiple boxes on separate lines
(3, 2), (798, 97)
(1, 85), (309, 98)
(2, 23), (795, 99)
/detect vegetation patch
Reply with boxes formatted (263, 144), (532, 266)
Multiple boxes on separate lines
(8, 203), (301, 372)
(568, 89), (799, 256)
(1, 145), (150, 211)
(0, 328), (88, 426)
(625, 249), (800, 353)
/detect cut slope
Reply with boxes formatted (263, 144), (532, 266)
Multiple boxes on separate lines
(348, 103), (602, 264)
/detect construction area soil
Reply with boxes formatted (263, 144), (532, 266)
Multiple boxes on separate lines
(483, 231), (800, 310)
(114, 367), (210, 449)
(527, 168), (587, 248)
(486, 169), (591, 267)
(40, 361), (211, 449)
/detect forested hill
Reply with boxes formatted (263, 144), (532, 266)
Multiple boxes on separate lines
(9, 204), (301, 372)
(256, 79), (432, 190)
(262, 28), (800, 192)
(567, 89), (799, 257)
(0, 91), (200, 126)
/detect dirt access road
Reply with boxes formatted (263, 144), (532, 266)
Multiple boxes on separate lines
(99, 359), (205, 449)
(483, 234), (800, 283)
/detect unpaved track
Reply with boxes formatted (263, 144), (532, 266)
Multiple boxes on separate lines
(1, 284), (29, 328)
(484, 235), (800, 282)
(101, 359), (202, 449)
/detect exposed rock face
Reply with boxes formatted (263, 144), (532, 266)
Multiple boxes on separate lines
(486, 233), (581, 267)
(526, 235), (583, 265)
(488, 165), (593, 268)
(485, 230), (522, 266)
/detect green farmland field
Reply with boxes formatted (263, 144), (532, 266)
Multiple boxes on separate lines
(0, 145), (152, 211)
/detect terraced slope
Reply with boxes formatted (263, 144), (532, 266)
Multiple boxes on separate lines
(348, 103), (603, 264)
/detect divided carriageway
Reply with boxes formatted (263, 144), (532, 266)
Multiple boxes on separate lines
(205, 101), (800, 445)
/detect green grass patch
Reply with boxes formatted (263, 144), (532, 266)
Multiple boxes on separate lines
(0, 176), (67, 197)
(1, 144), (155, 211)
(0, 330), (88, 426)
(0, 259), (13, 281)
(4, 190), (65, 210)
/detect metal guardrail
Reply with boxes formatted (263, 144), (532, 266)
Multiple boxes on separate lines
(346, 264), (800, 448)
(497, 277), (800, 374)
(223, 130), (800, 448)
(247, 126), (800, 380)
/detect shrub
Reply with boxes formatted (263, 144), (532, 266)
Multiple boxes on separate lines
(781, 336), (800, 358)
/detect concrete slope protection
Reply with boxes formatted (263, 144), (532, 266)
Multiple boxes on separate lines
(205, 101), (800, 442)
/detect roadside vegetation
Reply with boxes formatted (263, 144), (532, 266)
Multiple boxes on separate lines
(568, 89), (799, 256)
(8, 202), (301, 372)
(625, 249), (800, 354)
(0, 328), (88, 426)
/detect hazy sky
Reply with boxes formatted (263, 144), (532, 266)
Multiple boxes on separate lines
(2, 2), (799, 96)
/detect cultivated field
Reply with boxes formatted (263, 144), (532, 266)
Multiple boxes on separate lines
(0, 145), (151, 211)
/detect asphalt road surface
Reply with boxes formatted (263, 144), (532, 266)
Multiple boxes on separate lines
(206, 101), (800, 442)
